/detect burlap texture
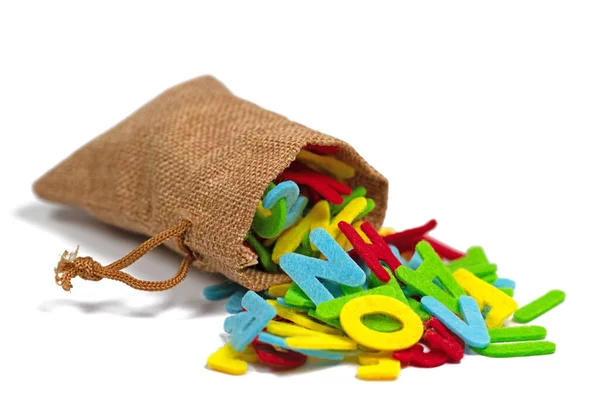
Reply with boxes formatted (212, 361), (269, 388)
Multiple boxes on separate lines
(34, 76), (389, 291)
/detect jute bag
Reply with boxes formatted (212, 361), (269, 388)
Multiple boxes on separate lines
(34, 76), (389, 292)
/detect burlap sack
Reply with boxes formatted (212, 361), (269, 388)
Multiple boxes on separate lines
(34, 76), (388, 292)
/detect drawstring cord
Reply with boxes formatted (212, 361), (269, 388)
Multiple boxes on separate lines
(54, 220), (193, 292)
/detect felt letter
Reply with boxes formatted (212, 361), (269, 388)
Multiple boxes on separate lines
(395, 241), (465, 314)
(339, 221), (402, 282)
(357, 352), (401, 381)
(453, 268), (518, 328)
(262, 180), (308, 230)
(207, 343), (255, 375)
(279, 228), (366, 305)
(421, 296), (490, 348)
(340, 295), (424, 351)
(224, 291), (277, 351)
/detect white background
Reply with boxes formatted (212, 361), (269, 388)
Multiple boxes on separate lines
(1, 1), (598, 399)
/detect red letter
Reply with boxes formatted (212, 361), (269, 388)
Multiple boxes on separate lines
(339, 221), (402, 282)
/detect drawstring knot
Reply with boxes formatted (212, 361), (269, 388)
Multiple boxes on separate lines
(55, 247), (104, 291)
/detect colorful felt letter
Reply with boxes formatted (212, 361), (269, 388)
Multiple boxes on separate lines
(224, 291), (277, 351)
(320, 197), (368, 249)
(453, 268), (518, 328)
(472, 341), (556, 358)
(357, 352), (401, 381)
(395, 241), (465, 314)
(393, 344), (449, 368)
(262, 180), (308, 230)
(279, 228), (366, 305)
(225, 289), (247, 314)
(447, 246), (497, 277)
(251, 339), (308, 369)
(339, 295), (423, 351)
(423, 317), (465, 362)
(278, 167), (352, 205)
(422, 235), (465, 260)
(267, 283), (291, 298)
(421, 295), (490, 348)
(246, 232), (278, 272)
(339, 221), (402, 282)
(295, 149), (356, 181)
(407, 251), (423, 270)
(207, 343), (254, 375)
(488, 326), (547, 343)
(252, 183), (287, 238)
(382, 219), (437, 252)
(513, 290), (566, 323)
(493, 278), (516, 290)
(203, 281), (244, 301)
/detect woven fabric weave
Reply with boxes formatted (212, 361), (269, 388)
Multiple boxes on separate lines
(34, 76), (389, 291)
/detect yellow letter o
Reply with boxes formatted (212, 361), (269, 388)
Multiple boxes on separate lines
(340, 295), (423, 351)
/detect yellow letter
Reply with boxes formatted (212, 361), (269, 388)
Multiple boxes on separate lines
(206, 343), (256, 375)
(357, 352), (401, 381)
(453, 268), (518, 328)
(340, 295), (423, 351)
